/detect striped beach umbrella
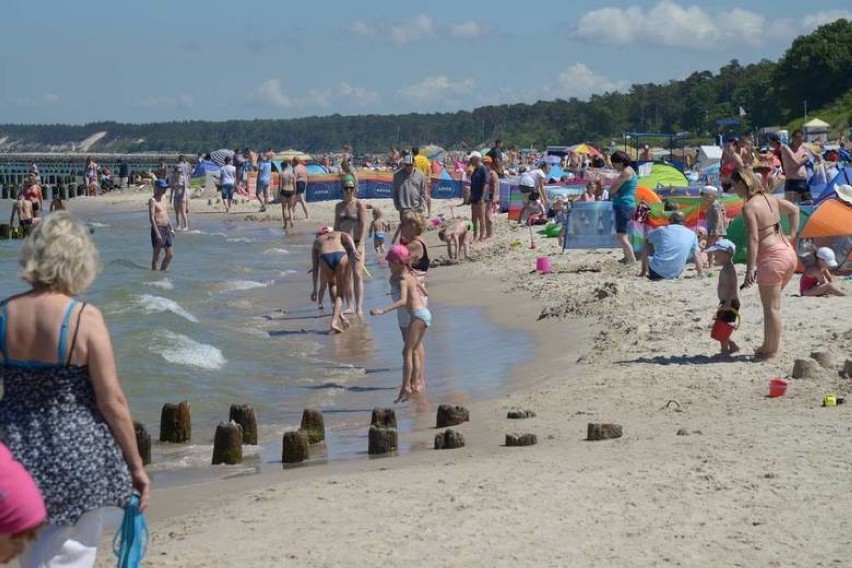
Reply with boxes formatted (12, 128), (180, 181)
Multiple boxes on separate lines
(208, 149), (234, 166)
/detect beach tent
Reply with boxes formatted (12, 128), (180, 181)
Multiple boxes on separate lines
(192, 160), (221, 177)
(813, 166), (852, 203)
(275, 149), (306, 162)
(638, 163), (689, 189)
(419, 144), (447, 161)
(568, 143), (601, 156)
(726, 207), (810, 265)
(798, 198), (852, 274)
(697, 145), (722, 169)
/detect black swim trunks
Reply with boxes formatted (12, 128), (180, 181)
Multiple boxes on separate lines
(296, 181), (307, 195)
(150, 225), (173, 248)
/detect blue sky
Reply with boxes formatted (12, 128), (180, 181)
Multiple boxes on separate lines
(1, 0), (849, 125)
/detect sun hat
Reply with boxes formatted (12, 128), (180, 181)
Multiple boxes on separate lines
(316, 226), (333, 236)
(401, 153), (414, 165)
(705, 238), (736, 256)
(815, 247), (838, 268)
(0, 443), (47, 534)
(468, 151), (482, 161)
(154, 178), (169, 190)
(385, 244), (410, 263)
(700, 185), (719, 196)
(835, 184), (852, 205)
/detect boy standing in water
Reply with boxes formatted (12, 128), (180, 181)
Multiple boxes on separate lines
(149, 179), (175, 271)
(706, 239), (740, 356)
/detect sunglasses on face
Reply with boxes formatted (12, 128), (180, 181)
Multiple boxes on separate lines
(343, 186), (355, 191)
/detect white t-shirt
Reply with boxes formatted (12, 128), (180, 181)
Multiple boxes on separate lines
(220, 164), (237, 185)
(519, 172), (535, 187)
(530, 169), (547, 187)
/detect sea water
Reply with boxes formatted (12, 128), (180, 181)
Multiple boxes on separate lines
(0, 205), (531, 485)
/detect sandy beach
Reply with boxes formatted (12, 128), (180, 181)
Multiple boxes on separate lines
(21, 189), (851, 567)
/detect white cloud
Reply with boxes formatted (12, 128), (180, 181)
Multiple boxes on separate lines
(450, 21), (489, 39)
(398, 75), (475, 105)
(43, 94), (60, 106)
(338, 83), (380, 107)
(137, 95), (194, 109)
(575, 2), (852, 50)
(801, 10), (852, 31)
(553, 63), (628, 99)
(351, 14), (435, 44)
(247, 79), (293, 108)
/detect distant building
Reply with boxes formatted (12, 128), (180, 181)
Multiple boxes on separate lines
(802, 118), (830, 143)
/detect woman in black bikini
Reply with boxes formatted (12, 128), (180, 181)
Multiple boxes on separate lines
(311, 227), (359, 334)
(334, 174), (368, 316)
(279, 163), (296, 229)
(732, 167), (799, 360)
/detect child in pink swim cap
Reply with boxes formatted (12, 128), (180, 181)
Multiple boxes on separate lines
(0, 442), (46, 564)
(370, 245), (432, 403)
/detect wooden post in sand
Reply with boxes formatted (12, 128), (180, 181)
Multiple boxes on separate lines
(436, 404), (469, 428)
(300, 409), (325, 445)
(212, 421), (243, 465)
(371, 408), (397, 429)
(134, 421), (152, 466)
(434, 429), (465, 450)
(0, 224), (10, 240)
(282, 430), (310, 463)
(368, 425), (398, 455)
(159, 401), (192, 443)
(229, 404), (258, 445)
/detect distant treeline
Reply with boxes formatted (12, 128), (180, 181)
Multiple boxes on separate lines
(2, 19), (850, 155)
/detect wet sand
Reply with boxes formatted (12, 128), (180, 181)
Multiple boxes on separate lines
(26, 189), (852, 567)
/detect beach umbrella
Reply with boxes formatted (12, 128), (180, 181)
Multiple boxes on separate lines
(208, 149), (234, 166)
(419, 144), (447, 161)
(542, 155), (562, 165)
(568, 143), (601, 156)
(275, 149), (306, 162)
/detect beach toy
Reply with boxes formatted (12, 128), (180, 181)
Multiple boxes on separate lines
(528, 225), (537, 249)
(543, 223), (562, 238)
(710, 308), (739, 342)
(823, 394), (837, 407)
(768, 378), (788, 398)
(536, 256), (552, 274)
(510, 240), (522, 248)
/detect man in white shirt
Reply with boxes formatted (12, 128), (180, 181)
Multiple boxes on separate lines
(219, 156), (237, 213)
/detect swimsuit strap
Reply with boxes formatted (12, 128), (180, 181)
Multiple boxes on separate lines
(0, 299), (8, 360)
(65, 303), (86, 366)
(56, 299), (79, 364)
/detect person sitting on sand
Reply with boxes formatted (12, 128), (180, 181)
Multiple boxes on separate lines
(639, 211), (704, 280)
(370, 245), (431, 403)
(800, 247), (846, 297)
(368, 208), (388, 255)
(311, 227), (359, 333)
(438, 220), (470, 260)
(705, 239), (740, 356)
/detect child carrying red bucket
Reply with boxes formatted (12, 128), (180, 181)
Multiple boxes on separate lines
(707, 239), (740, 356)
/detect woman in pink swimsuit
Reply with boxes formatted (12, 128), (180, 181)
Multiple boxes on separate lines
(731, 167), (799, 360)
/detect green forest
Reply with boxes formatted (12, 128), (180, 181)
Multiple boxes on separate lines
(2, 19), (850, 154)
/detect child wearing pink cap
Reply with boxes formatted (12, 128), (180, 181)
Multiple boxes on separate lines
(370, 245), (431, 403)
(0, 442), (46, 565)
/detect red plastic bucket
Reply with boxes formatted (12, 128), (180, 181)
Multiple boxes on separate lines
(710, 318), (735, 341)
(768, 378), (788, 398)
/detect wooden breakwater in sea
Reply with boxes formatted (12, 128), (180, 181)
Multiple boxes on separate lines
(0, 152), (183, 197)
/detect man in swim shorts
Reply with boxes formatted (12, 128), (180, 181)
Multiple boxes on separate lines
(149, 179), (175, 271)
(9, 191), (34, 234)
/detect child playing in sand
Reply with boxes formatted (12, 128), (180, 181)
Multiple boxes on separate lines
(551, 199), (570, 248)
(519, 192), (547, 225)
(800, 247), (846, 296)
(694, 226), (710, 271)
(438, 220), (470, 260)
(370, 245), (431, 403)
(700, 185), (728, 267)
(368, 208), (388, 255)
(705, 239), (740, 355)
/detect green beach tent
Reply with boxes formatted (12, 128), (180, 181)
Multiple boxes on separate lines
(726, 209), (810, 264)
(638, 163), (689, 189)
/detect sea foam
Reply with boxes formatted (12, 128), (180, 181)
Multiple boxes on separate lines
(215, 280), (272, 293)
(150, 330), (226, 370)
(136, 294), (198, 322)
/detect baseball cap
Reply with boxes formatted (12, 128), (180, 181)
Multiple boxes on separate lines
(385, 244), (410, 263)
(705, 238), (736, 256)
(700, 185), (719, 196)
(154, 178), (169, 190)
(816, 247), (838, 268)
(401, 153), (414, 165)
(340, 174), (356, 187)
(0, 443), (47, 535)
(468, 151), (482, 161)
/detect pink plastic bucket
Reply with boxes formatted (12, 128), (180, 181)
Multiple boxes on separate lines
(536, 256), (552, 274)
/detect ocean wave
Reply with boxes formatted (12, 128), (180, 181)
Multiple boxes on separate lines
(263, 248), (290, 255)
(86, 222), (110, 228)
(136, 294), (198, 322)
(214, 280), (272, 293)
(150, 330), (226, 370)
(225, 237), (255, 244)
(144, 278), (174, 290)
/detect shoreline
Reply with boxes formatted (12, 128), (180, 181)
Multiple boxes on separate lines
(10, 191), (852, 567)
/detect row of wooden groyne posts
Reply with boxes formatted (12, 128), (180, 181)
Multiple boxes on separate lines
(0, 152), (183, 199)
(138, 400), (625, 468)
